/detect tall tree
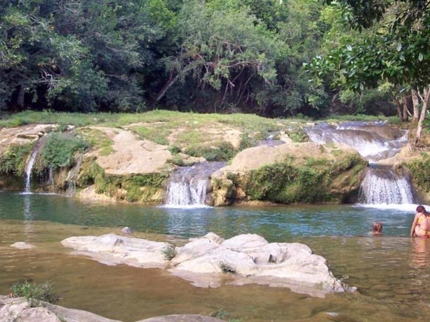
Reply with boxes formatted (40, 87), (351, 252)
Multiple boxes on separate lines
(308, 0), (430, 143)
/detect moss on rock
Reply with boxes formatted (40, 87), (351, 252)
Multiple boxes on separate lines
(211, 143), (368, 205)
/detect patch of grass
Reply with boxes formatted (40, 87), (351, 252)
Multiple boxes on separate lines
(185, 142), (236, 162)
(131, 125), (170, 145)
(212, 309), (229, 319)
(11, 280), (60, 307)
(78, 128), (114, 156)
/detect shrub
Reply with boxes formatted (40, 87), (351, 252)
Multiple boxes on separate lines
(162, 245), (177, 260)
(11, 280), (60, 307)
(40, 133), (88, 169)
(0, 143), (33, 176)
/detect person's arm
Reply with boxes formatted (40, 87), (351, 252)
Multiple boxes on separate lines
(411, 214), (419, 236)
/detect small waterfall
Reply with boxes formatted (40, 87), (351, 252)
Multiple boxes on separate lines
(24, 140), (43, 193)
(359, 166), (414, 204)
(305, 121), (413, 205)
(166, 178), (208, 205)
(65, 154), (84, 197)
(305, 122), (408, 162)
(164, 162), (226, 207)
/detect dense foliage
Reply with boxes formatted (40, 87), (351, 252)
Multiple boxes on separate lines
(1, 0), (428, 120)
(0, 0), (381, 117)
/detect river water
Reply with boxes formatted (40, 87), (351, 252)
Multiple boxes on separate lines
(1, 191), (430, 321)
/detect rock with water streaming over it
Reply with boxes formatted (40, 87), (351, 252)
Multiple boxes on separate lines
(61, 232), (351, 298)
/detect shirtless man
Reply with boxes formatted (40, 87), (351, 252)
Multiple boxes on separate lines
(410, 205), (430, 238)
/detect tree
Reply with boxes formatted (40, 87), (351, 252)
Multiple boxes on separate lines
(0, 0), (174, 112)
(308, 0), (430, 144)
(153, 0), (287, 110)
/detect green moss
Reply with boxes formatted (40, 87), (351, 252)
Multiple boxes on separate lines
(288, 128), (309, 143)
(405, 154), (430, 193)
(77, 161), (168, 203)
(240, 154), (366, 204)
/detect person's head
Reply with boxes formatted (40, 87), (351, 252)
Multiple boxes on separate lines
(372, 222), (383, 234)
(416, 205), (426, 214)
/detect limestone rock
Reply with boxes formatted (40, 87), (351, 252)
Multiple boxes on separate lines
(0, 296), (120, 322)
(62, 232), (350, 297)
(169, 233), (347, 297)
(61, 234), (171, 268)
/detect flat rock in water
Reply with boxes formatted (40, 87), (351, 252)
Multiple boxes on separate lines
(61, 232), (351, 298)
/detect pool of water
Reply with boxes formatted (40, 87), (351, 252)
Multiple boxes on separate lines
(0, 191), (429, 321)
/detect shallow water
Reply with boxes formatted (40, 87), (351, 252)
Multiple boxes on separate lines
(1, 191), (430, 321)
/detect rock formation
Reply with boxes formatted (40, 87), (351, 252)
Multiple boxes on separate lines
(61, 232), (352, 298)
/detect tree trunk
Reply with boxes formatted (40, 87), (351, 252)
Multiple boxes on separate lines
(415, 86), (430, 146)
(411, 88), (420, 122)
(402, 91), (411, 121)
(17, 85), (25, 108)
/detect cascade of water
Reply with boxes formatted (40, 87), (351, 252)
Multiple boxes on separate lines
(359, 166), (414, 204)
(165, 178), (208, 205)
(306, 122), (413, 204)
(24, 140), (43, 193)
(65, 154), (84, 197)
(164, 162), (226, 207)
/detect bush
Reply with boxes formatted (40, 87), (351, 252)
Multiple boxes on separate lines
(0, 143), (33, 175)
(11, 280), (60, 307)
(41, 132), (88, 169)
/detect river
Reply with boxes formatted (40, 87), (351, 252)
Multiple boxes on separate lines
(0, 191), (429, 321)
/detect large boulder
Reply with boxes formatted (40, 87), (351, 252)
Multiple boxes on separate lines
(169, 233), (348, 297)
(61, 233), (351, 298)
(211, 142), (368, 206)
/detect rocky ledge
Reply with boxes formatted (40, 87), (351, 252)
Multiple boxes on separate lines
(61, 232), (352, 298)
(0, 295), (224, 322)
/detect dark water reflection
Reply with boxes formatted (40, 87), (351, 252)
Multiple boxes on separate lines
(1, 191), (430, 321)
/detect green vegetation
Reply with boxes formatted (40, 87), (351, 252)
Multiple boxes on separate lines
(77, 160), (168, 203)
(211, 308), (242, 321)
(404, 154), (430, 195)
(162, 245), (177, 260)
(0, 143), (33, 176)
(77, 128), (114, 156)
(11, 280), (60, 307)
(40, 133), (88, 170)
(240, 153), (366, 204)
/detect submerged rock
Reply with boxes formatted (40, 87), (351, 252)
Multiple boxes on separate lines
(61, 233), (351, 298)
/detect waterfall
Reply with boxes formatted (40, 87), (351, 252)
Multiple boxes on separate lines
(164, 162), (226, 207)
(359, 166), (414, 204)
(24, 140), (43, 193)
(165, 178), (208, 206)
(65, 154), (83, 197)
(305, 121), (413, 205)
